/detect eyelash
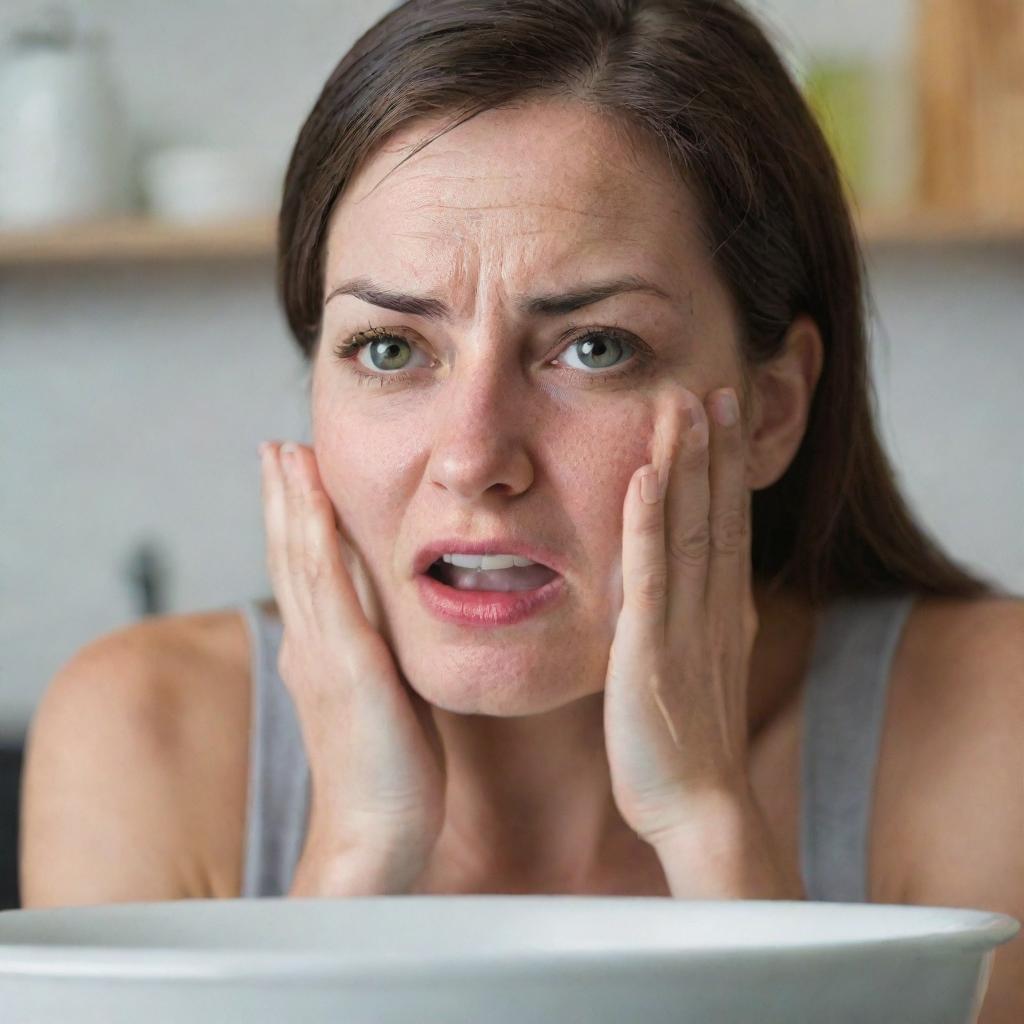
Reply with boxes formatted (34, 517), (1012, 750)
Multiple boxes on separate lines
(331, 325), (653, 388)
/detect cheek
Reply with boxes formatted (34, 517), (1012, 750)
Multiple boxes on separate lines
(313, 382), (421, 486)
(312, 427), (410, 558)
(553, 401), (653, 543)
(312, 390), (658, 565)
(567, 399), (655, 474)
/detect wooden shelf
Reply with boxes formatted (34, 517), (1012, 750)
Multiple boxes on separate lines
(0, 207), (1022, 267)
(0, 215), (276, 266)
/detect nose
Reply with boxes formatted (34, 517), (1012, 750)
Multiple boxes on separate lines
(424, 358), (535, 502)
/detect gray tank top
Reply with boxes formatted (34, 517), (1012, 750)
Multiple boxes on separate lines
(238, 592), (917, 902)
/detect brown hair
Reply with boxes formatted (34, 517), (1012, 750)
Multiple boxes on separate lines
(276, 0), (998, 607)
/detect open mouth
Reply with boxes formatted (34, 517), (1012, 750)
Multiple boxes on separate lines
(425, 559), (559, 592)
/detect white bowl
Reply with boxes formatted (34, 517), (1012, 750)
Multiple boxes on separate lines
(0, 896), (1017, 1023)
(141, 145), (281, 223)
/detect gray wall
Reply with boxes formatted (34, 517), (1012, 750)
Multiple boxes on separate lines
(2, 0), (1022, 740)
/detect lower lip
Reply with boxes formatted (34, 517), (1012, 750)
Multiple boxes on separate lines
(414, 570), (566, 626)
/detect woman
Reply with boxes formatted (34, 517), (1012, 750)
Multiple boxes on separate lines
(20, 0), (1022, 1015)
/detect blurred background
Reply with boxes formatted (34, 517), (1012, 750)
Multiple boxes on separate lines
(0, 0), (1022, 909)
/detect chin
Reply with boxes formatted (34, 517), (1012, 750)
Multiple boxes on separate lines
(397, 640), (605, 717)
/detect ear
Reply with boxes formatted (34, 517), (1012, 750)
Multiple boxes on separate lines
(743, 314), (824, 491)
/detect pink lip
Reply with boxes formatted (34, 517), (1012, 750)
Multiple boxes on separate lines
(414, 572), (566, 626)
(412, 537), (566, 577)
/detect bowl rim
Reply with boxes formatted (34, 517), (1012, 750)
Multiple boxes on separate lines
(0, 896), (1017, 982)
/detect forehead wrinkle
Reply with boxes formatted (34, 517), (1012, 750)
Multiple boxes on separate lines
(362, 173), (522, 203)
(377, 197), (650, 249)
(409, 200), (626, 223)
(348, 162), (655, 241)
(362, 159), (636, 219)
(385, 224), (654, 265)
(362, 181), (634, 221)
(391, 226), (561, 246)
(354, 166), (518, 207)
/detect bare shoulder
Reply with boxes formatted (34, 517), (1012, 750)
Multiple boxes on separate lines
(894, 591), (1024, 844)
(22, 606), (255, 904)
(124, 606), (257, 899)
(894, 592), (1024, 751)
(885, 592), (1024, 1021)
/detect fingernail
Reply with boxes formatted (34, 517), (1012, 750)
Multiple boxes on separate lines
(258, 441), (268, 459)
(280, 443), (299, 481)
(640, 466), (661, 504)
(711, 390), (738, 427)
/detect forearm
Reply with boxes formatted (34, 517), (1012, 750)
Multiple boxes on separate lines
(649, 786), (807, 900)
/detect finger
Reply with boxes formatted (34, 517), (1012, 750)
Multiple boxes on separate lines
(283, 443), (376, 640)
(260, 441), (301, 627)
(620, 457), (668, 633)
(617, 386), (686, 632)
(662, 387), (711, 634)
(704, 387), (750, 668)
(279, 443), (316, 626)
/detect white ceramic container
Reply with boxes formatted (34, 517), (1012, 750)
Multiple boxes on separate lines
(141, 145), (281, 223)
(0, 11), (133, 227)
(0, 896), (1017, 1023)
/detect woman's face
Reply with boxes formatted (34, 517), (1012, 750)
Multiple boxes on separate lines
(312, 99), (745, 715)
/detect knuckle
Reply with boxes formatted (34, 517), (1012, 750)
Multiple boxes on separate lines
(645, 667), (667, 694)
(710, 508), (748, 554)
(667, 521), (711, 566)
(301, 548), (329, 587)
(304, 489), (334, 515)
(634, 565), (669, 606)
(682, 440), (709, 466)
(635, 510), (665, 538)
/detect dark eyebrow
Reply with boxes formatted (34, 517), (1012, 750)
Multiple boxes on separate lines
(323, 274), (671, 319)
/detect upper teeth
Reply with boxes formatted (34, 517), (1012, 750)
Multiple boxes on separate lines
(441, 553), (537, 570)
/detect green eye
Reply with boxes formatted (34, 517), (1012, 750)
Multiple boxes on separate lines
(332, 328), (427, 382)
(333, 324), (649, 389)
(366, 334), (412, 371)
(571, 333), (629, 370)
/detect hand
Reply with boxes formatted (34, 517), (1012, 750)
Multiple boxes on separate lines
(602, 385), (759, 847)
(259, 441), (446, 886)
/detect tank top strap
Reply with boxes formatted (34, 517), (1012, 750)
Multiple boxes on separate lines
(800, 591), (917, 903)
(239, 600), (311, 897)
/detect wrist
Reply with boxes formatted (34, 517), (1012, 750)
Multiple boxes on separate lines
(648, 785), (806, 900)
(640, 782), (749, 854)
(288, 842), (426, 897)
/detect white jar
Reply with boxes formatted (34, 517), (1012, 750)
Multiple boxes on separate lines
(142, 145), (282, 224)
(0, 9), (134, 228)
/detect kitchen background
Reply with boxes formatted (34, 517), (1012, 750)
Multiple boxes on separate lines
(0, 0), (1021, 910)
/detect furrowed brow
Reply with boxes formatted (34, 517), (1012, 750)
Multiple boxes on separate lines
(323, 274), (671, 320)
